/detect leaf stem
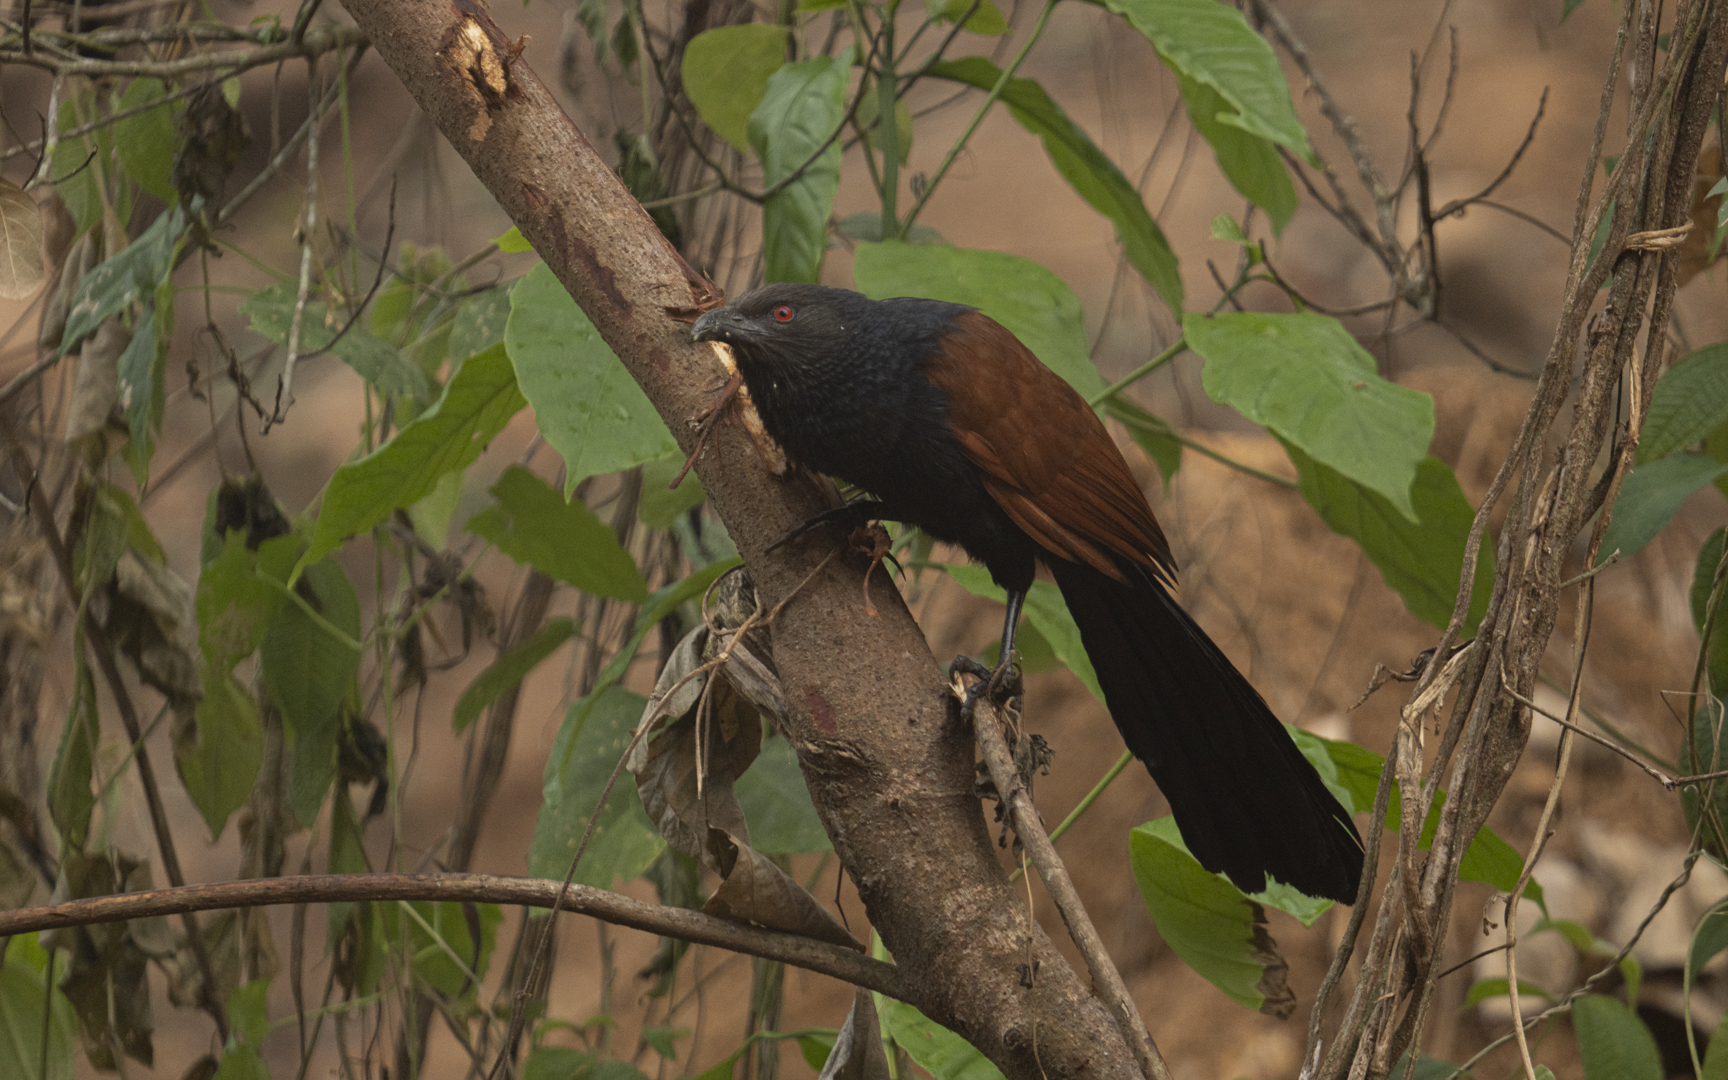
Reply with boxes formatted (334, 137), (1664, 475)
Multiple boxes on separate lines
(899, 0), (1059, 235)
(1088, 335), (1186, 406)
(1048, 751), (1133, 844)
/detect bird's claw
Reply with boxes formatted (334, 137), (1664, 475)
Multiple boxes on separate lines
(953, 653), (1022, 721)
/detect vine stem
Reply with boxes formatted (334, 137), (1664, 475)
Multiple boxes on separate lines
(899, 0), (1059, 234)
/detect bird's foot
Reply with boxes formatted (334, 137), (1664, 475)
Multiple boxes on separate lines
(952, 653), (1023, 722)
(765, 501), (885, 554)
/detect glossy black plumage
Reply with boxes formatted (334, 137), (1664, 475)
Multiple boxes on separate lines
(691, 283), (1364, 902)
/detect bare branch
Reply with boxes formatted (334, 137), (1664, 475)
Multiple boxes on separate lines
(0, 872), (906, 996)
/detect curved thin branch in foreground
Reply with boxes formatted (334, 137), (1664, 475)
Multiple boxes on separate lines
(0, 872), (906, 999)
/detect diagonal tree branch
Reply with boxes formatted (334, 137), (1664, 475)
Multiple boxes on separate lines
(325, 3), (1140, 1079)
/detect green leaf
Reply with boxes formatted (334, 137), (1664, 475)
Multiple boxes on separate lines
(877, 996), (1008, 1080)
(449, 285), (512, 363)
(260, 549), (361, 826)
(177, 672), (263, 839)
(939, 563), (1103, 701)
(1211, 214), (1250, 246)
(48, 664), (97, 851)
(1462, 977), (1552, 1007)
(494, 226), (534, 253)
(1185, 311), (1435, 518)
(227, 977), (271, 1048)
(0, 936), (75, 1080)
(467, 467), (649, 602)
(1640, 343), (1728, 464)
(53, 102), (105, 238)
(1573, 994), (1663, 1080)
(1703, 1003), (1728, 1080)
(1177, 73), (1296, 234)
(1102, 0), (1314, 161)
(114, 78), (179, 203)
(117, 303), (167, 485)
(638, 456), (707, 530)
(452, 618), (578, 733)
(926, 0), (1011, 32)
(735, 735), (831, 853)
(1129, 817), (1290, 1013)
(853, 242), (1107, 398)
(585, 560), (742, 706)
(528, 686), (667, 886)
(239, 280), (429, 401)
(857, 88), (916, 164)
(1562, 0), (1589, 21)
(682, 26), (790, 152)
(750, 56), (848, 284)
(1692, 530), (1728, 704)
(62, 207), (184, 355)
(798, 1034), (837, 1070)
(377, 900), (502, 999)
(1286, 447), (1494, 633)
(924, 59), (1182, 312)
(1105, 396), (1182, 488)
(505, 264), (676, 493)
(641, 1025), (689, 1061)
(196, 530), (284, 666)
(304, 342), (526, 568)
(1599, 453), (1728, 564)
(1298, 730), (1544, 907)
(834, 213), (947, 245)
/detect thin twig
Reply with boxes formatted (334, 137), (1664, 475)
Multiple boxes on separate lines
(0, 23), (367, 76)
(1433, 89), (1552, 221)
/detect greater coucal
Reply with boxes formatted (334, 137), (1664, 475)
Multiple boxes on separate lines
(691, 283), (1365, 903)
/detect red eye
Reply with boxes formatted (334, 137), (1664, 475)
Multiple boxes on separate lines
(773, 304), (794, 322)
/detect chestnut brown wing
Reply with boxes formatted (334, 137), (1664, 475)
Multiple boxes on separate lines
(923, 311), (1176, 585)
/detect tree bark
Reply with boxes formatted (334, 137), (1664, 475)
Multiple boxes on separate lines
(329, 3), (1141, 1078)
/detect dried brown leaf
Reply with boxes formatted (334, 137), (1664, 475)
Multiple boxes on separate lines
(0, 176), (45, 300)
(703, 828), (862, 951)
(819, 989), (891, 1080)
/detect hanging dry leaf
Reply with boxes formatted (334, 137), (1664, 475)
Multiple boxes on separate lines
(818, 989), (891, 1080)
(0, 175), (46, 300)
(40, 232), (97, 352)
(63, 315), (130, 445)
(630, 624), (762, 864)
(92, 551), (202, 717)
(703, 828), (862, 951)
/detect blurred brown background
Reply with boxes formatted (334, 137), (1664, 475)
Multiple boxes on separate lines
(3, 0), (1726, 1076)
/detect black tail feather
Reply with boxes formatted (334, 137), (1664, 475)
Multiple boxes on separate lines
(1049, 560), (1365, 903)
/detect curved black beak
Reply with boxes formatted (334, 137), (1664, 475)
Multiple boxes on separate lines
(691, 306), (744, 344)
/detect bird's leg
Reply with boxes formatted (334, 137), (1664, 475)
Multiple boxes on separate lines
(765, 500), (892, 553)
(956, 588), (1026, 719)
